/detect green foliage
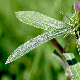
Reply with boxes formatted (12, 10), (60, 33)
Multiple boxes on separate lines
(1, 0), (80, 80)
(63, 53), (80, 80)
(76, 35), (80, 53)
(15, 11), (68, 31)
(53, 52), (80, 80)
(5, 11), (69, 64)
(5, 1), (80, 79)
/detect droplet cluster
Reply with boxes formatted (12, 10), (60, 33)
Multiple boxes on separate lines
(67, 10), (80, 55)
(15, 11), (69, 31)
(6, 9), (80, 64)
(63, 53), (80, 80)
(76, 37), (80, 54)
(70, 62), (80, 80)
(5, 28), (68, 64)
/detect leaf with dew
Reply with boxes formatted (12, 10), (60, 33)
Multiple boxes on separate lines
(5, 28), (68, 64)
(63, 53), (80, 80)
(15, 11), (69, 31)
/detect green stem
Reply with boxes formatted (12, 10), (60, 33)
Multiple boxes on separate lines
(63, 35), (75, 53)
(51, 38), (73, 80)
(51, 38), (65, 53)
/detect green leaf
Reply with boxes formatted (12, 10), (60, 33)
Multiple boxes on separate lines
(5, 28), (68, 64)
(15, 11), (69, 31)
(76, 36), (80, 55)
(63, 53), (80, 80)
(63, 53), (75, 61)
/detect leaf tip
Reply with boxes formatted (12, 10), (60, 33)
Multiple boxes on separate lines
(15, 12), (18, 14)
(5, 61), (8, 65)
(5, 63), (6, 65)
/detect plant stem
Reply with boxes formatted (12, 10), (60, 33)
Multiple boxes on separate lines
(50, 38), (72, 80)
(63, 35), (75, 53)
(51, 38), (65, 53)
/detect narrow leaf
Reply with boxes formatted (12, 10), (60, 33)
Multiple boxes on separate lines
(63, 53), (80, 80)
(5, 28), (68, 64)
(15, 11), (69, 31)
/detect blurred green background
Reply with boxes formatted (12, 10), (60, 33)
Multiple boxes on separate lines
(0, 0), (79, 80)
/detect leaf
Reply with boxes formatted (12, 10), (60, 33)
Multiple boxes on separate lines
(5, 28), (68, 64)
(15, 11), (69, 31)
(76, 35), (80, 55)
(63, 53), (80, 80)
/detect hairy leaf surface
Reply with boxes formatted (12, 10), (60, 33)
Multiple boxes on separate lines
(15, 11), (69, 31)
(5, 28), (68, 64)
